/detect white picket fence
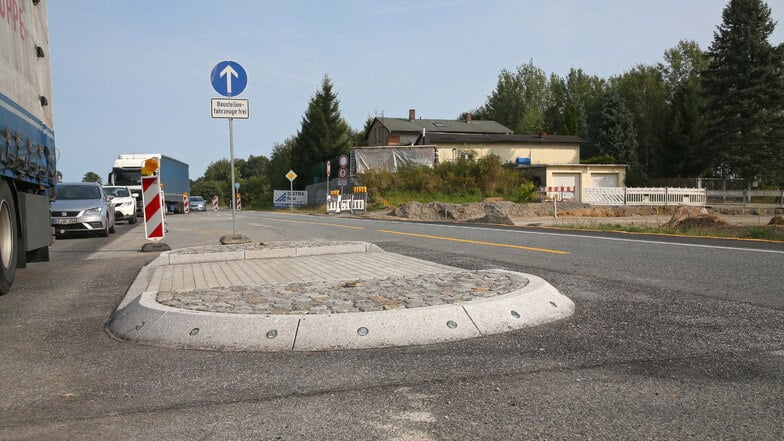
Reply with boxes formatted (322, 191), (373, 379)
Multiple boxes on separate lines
(583, 187), (707, 206)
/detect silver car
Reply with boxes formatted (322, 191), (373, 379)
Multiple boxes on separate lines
(189, 195), (207, 212)
(51, 182), (116, 238)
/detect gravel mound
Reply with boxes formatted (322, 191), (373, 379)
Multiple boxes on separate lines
(390, 201), (678, 224)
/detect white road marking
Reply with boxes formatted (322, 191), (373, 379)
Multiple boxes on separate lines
(452, 224), (784, 255)
(263, 214), (784, 255)
(248, 223), (273, 228)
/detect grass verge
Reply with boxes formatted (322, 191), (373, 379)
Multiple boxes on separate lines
(552, 222), (784, 242)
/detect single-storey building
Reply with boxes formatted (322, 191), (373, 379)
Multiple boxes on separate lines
(359, 110), (627, 202)
(414, 132), (627, 202)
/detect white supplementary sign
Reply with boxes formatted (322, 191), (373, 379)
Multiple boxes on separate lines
(273, 190), (308, 208)
(211, 98), (249, 119)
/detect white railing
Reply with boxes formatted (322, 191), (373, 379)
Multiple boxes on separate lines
(582, 187), (625, 205)
(326, 194), (367, 213)
(327, 196), (341, 213)
(583, 187), (706, 206)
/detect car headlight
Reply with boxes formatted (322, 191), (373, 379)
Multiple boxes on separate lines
(83, 207), (103, 216)
(121, 200), (133, 207)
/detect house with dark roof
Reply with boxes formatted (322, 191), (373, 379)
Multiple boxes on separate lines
(357, 110), (627, 202)
(366, 109), (512, 146)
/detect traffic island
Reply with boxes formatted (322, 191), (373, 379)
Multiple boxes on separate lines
(107, 241), (575, 351)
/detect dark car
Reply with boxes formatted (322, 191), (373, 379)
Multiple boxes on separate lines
(51, 182), (116, 237)
(189, 195), (207, 212)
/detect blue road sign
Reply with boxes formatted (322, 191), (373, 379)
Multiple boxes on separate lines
(210, 61), (248, 97)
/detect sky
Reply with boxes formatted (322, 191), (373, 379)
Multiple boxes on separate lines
(47, 0), (784, 182)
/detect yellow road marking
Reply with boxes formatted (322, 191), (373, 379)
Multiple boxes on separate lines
(534, 224), (784, 244)
(378, 229), (569, 254)
(264, 218), (365, 230)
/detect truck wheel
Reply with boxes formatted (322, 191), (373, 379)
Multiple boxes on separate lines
(0, 181), (18, 295)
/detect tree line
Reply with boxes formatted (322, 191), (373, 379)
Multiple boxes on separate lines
(188, 0), (782, 207)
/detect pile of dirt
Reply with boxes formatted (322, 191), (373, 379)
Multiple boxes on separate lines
(389, 201), (684, 224)
(664, 206), (730, 227)
(768, 215), (784, 226)
(557, 206), (677, 218)
(390, 201), (675, 224)
(712, 206), (781, 216)
(391, 201), (520, 224)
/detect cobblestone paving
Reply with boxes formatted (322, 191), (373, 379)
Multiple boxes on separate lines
(157, 270), (528, 315)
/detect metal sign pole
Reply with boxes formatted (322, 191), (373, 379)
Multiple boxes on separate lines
(229, 117), (237, 236)
(289, 179), (293, 211)
(326, 161), (330, 213)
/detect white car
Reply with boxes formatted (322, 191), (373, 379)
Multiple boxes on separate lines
(103, 186), (137, 224)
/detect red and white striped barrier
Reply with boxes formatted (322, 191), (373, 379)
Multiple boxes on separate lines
(142, 176), (165, 241)
(541, 186), (574, 192)
(236, 193), (242, 211)
(212, 195), (219, 211)
(183, 194), (190, 214)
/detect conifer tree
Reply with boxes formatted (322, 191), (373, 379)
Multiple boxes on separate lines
(594, 87), (639, 169)
(291, 75), (352, 187)
(701, 0), (784, 183)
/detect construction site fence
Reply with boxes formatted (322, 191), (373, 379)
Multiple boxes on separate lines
(583, 187), (707, 206)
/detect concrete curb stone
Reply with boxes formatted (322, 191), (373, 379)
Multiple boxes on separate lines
(106, 241), (575, 352)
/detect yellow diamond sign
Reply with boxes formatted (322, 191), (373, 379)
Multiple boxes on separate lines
(286, 170), (297, 182)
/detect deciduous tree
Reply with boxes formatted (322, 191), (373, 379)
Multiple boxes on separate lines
(612, 65), (669, 174)
(82, 172), (102, 184)
(658, 40), (709, 177)
(479, 60), (551, 134)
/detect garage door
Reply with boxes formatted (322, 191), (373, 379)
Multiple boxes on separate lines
(550, 173), (579, 201)
(590, 173), (619, 188)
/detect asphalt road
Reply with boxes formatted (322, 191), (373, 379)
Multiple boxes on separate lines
(1, 210), (782, 440)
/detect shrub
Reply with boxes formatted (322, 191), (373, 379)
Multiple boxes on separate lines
(359, 155), (536, 206)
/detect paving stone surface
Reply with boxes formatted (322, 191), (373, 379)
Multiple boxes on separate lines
(153, 241), (528, 315)
(157, 271), (528, 315)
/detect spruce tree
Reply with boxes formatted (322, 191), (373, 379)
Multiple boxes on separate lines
(291, 75), (352, 187)
(594, 87), (639, 169)
(701, 0), (784, 183)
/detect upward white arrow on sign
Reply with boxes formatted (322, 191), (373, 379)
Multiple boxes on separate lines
(220, 65), (239, 94)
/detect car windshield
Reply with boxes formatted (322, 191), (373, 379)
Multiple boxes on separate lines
(57, 185), (101, 200)
(105, 187), (130, 197)
(190, 197), (203, 202)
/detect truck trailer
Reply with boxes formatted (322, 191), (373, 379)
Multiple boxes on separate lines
(0, 1), (57, 294)
(107, 154), (189, 214)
